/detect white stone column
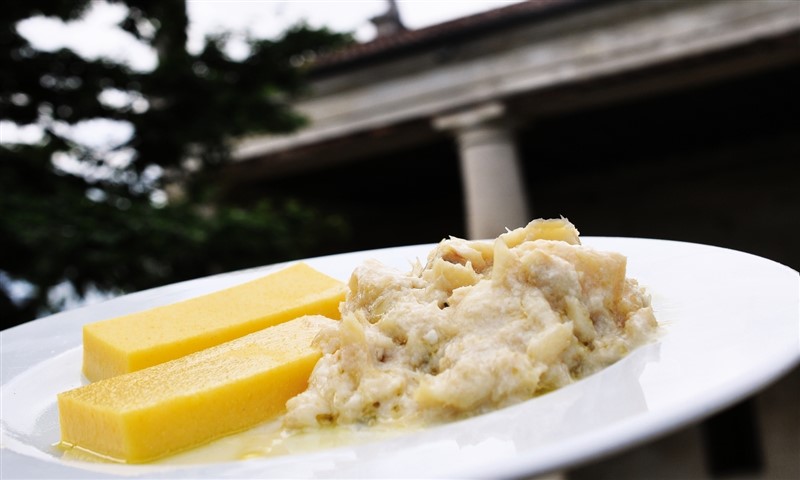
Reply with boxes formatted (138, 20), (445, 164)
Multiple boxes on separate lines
(434, 102), (531, 240)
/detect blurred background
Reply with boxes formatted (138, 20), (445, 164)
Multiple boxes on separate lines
(1, 0), (797, 478)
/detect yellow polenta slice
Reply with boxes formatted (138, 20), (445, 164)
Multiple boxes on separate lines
(59, 315), (335, 463)
(83, 262), (345, 381)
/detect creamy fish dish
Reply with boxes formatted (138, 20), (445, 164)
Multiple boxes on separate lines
(284, 218), (657, 428)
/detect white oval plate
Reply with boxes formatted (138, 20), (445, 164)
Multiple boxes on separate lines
(1, 238), (798, 479)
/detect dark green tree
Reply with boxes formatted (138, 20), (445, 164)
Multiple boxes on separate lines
(1, 1), (353, 326)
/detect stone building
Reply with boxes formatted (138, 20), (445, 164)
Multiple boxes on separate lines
(229, 0), (798, 254)
(227, 2), (799, 475)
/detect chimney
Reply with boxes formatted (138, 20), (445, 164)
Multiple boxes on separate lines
(370, 0), (406, 38)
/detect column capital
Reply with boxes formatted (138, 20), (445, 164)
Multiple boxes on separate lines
(433, 102), (506, 132)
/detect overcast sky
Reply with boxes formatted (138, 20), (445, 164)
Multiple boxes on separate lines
(16, 1), (525, 71)
(3, 1), (522, 146)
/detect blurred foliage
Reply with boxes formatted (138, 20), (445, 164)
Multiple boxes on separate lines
(0, 0), (354, 326)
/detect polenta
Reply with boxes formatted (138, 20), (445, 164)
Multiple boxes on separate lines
(59, 315), (336, 463)
(82, 262), (345, 381)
